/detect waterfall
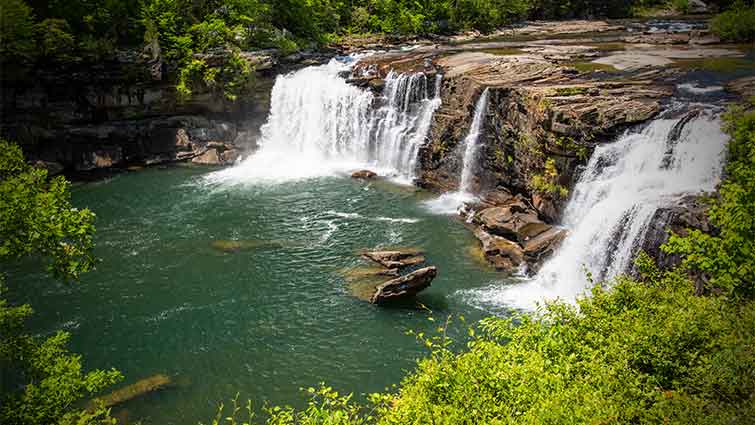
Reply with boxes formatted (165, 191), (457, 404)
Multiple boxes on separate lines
(424, 88), (490, 214)
(459, 88), (490, 193)
(207, 57), (442, 185)
(466, 106), (728, 310)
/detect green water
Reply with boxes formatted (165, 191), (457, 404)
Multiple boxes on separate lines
(8, 165), (511, 424)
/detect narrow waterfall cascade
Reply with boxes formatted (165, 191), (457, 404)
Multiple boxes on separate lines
(424, 89), (491, 215)
(459, 88), (491, 193)
(465, 106), (728, 311)
(206, 57), (442, 185)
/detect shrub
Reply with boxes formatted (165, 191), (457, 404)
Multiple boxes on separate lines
(711, 1), (755, 42)
(0, 0), (35, 59)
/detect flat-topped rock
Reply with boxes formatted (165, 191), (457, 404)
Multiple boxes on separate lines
(362, 249), (425, 269)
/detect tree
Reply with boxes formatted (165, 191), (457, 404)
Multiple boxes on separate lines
(0, 139), (122, 425)
(0, 0), (36, 59)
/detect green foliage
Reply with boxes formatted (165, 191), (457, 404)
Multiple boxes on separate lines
(0, 0), (36, 59)
(711, 1), (755, 42)
(376, 270), (755, 424)
(530, 157), (569, 198)
(207, 387), (370, 425)
(663, 105), (755, 299)
(1, 139), (121, 425)
(35, 18), (76, 60)
(0, 140), (96, 280)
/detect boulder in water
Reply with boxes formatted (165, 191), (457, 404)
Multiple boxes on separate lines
(370, 266), (437, 304)
(523, 227), (567, 263)
(474, 196), (548, 243)
(351, 169), (378, 179)
(474, 227), (525, 272)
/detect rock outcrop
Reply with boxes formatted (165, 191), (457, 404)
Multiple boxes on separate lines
(370, 266), (438, 304)
(638, 195), (712, 274)
(349, 42), (681, 270)
(0, 48), (329, 174)
(346, 248), (437, 304)
(470, 193), (567, 273)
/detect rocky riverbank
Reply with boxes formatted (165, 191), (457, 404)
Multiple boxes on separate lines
(344, 16), (751, 272)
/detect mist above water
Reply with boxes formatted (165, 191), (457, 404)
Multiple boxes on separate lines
(207, 58), (442, 185)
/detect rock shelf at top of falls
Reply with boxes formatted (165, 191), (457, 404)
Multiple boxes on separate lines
(344, 29), (749, 275)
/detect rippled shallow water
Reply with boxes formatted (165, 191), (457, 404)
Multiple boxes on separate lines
(8, 165), (512, 424)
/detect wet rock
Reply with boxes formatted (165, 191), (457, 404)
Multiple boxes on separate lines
(523, 227), (567, 263)
(342, 266), (401, 280)
(362, 249), (425, 269)
(638, 194), (711, 274)
(532, 193), (559, 223)
(473, 195), (553, 242)
(368, 78), (386, 92)
(221, 149), (241, 164)
(727, 76), (755, 100)
(192, 148), (221, 165)
(370, 266), (437, 304)
(351, 169), (378, 179)
(473, 227), (525, 272)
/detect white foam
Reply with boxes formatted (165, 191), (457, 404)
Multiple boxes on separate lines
(678, 83), (724, 95)
(470, 109), (727, 311)
(206, 58), (442, 186)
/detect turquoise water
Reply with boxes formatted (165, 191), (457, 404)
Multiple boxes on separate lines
(8, 165), (511, 424)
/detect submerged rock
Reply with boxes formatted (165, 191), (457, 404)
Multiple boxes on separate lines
(210, 239), (286, 253)
(92, 374), (173, 409)
(370, 266), (438, 304)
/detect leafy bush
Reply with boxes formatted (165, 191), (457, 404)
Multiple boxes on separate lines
(376, 270), (755, 424)
(0, 139), (122, 425)
(530, 157), (569, 198)
(35, 18), (76, 60)
(711, 1), (755, 42)
(663, 104), (755, 299)
(0, 0), (36, 59)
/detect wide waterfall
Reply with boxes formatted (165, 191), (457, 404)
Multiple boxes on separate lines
(208, 57), (442, 185)
(425, 88), (490, 214)
(466, 106), (728, 310)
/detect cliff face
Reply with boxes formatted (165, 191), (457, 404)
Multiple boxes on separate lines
(0, 53), (282, 174)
